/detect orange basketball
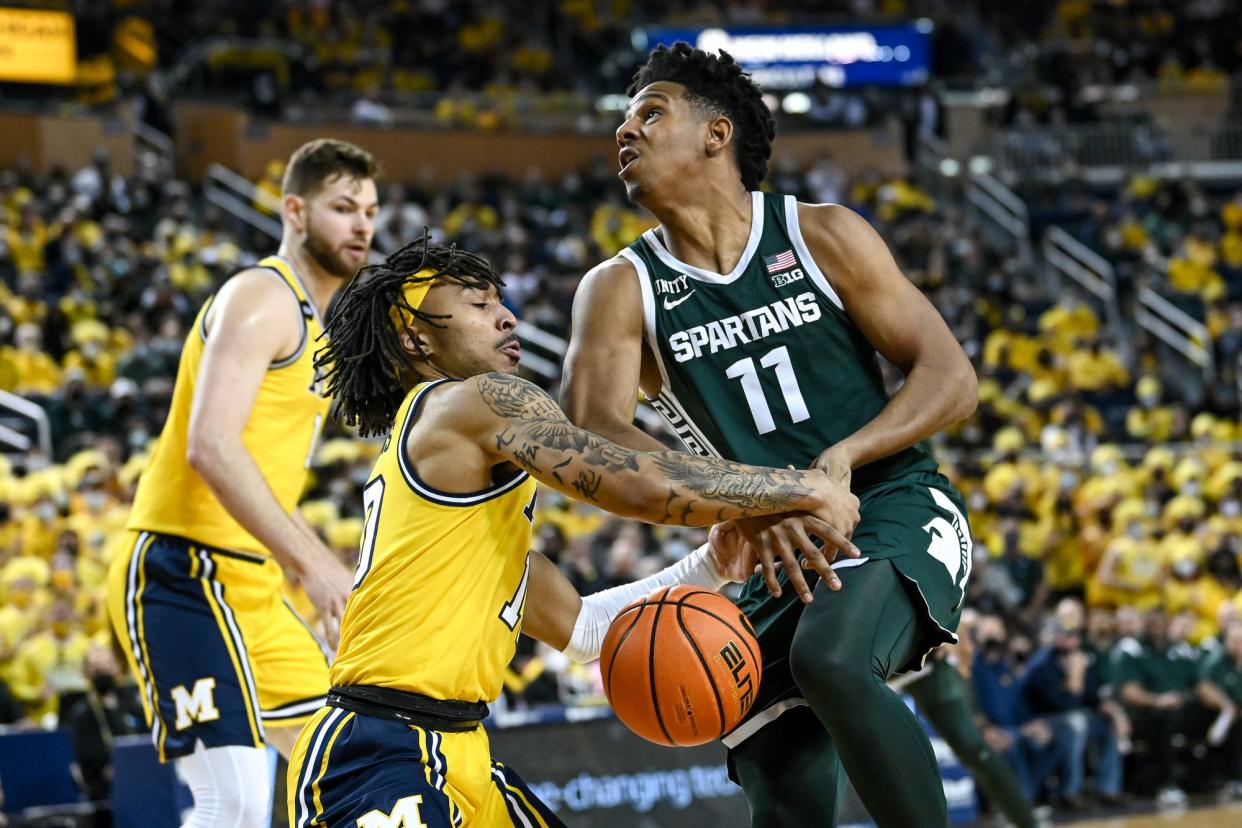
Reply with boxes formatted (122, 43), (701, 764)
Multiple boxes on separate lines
(599, 584), (762, 747)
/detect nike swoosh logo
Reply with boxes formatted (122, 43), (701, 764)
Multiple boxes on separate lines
(662, 291), (696, 310)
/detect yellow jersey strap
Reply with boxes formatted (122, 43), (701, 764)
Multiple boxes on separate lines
(255, 255), (319, 369)
(258, 255), (318, 325)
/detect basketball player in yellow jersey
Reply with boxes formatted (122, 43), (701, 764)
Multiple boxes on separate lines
(106, 139), (379, 827)
(286, 235), (861, 827)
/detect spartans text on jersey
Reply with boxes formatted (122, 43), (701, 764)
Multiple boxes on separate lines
(667, 291), (821, 363)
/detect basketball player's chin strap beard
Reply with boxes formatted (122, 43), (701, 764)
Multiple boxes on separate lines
(562, 543), (727, 663)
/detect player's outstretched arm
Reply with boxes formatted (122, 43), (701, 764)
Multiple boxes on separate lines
(467, 372), (860, 534)
(187, 270), (352, 646)
(521, 525), (755, 661)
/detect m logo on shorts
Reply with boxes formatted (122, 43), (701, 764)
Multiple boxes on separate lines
(357, 795), (429, 828)
(170, 678), (221, 731)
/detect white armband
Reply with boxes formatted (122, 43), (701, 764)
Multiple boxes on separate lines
(562, 542), (726, 663)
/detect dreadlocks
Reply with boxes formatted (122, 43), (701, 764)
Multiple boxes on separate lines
(629, 42), (775, 191)
(315, 230), (505, 437)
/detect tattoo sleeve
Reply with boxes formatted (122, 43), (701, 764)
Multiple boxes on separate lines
(475, 373), (817, 524)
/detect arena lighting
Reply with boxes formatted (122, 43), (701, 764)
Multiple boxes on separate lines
(968, 156), (994, 176)
(782, 92), (813, 114)
(939, 158), (961, 177)
(641, 22), (931, 89)
(596, 94), (630, 112)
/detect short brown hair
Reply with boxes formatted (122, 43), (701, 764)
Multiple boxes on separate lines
(281, 139), (378, 198)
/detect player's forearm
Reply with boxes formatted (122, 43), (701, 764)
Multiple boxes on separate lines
(187, 436), (321, 574)
(582, 416), (668, 453)
(630, 451), (827, 526)
(830, 360), (977, 469)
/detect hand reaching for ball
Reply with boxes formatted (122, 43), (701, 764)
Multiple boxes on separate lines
(708, 521), (760, 583)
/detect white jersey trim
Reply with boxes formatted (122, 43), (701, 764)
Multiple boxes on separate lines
(721, 696), (808, 749)
(619, 247), (723, 458)
(641, 191), (765, 285)
(783, 196), (845, 312)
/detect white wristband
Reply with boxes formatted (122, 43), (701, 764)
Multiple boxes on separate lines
(562, 543), (725, 663)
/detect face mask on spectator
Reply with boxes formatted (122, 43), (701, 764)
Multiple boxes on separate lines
(1172, 559), (1198, 579)
(91, 674), (116, 695)
(1222, 499), (1241, 518)
(35, 502), (57, 522)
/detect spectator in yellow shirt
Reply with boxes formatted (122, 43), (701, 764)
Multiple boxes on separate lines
(61, 320), (117, 389)
(19, 495), (63, 560)
(0, 572), (46, 662)
(5, 322), (62, 395)
(1068, 339), (1130, 392)
(6, 204), (47, 273)
(9, 598), (91, 719)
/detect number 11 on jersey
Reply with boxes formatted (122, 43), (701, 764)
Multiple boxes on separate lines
(725, 345), (810, 435)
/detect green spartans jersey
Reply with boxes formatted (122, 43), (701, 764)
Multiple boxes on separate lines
(621, 191), (938, 491)
(624, 192), (972, 695)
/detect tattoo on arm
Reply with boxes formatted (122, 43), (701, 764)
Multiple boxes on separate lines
(648, 453), (813, 512)
(572, 470), (603, 502)
(477, 372), (562, 420)
(476, 373), (815, 519)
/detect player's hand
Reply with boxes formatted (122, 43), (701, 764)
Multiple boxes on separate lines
(732, 510), (860, 605)
(300, 546), (353, 650)
(812, 444), (853, 491)
(707, 522), (759, 583)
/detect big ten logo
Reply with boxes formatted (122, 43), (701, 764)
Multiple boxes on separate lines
(357, 795), (430, 828)
(170, 678), (220, 731)
(771, 268), (805, 288)
(718, 640), (754, 712)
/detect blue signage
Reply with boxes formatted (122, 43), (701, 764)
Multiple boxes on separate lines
(638, 22), (932, 89)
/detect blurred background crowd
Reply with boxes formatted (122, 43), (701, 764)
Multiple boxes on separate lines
(4, 0), (1242, 825)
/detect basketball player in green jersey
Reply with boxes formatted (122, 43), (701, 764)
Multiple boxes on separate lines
(563, 43), (994, 827)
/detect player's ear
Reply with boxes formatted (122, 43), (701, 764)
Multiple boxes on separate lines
(705, 115), (734, 159)
(398, 323), (433, 362)
(283, 193), (307, 234)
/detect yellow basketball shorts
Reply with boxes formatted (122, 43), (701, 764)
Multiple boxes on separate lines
(288, 705), (565, 827)
(106, 530), (330, 761)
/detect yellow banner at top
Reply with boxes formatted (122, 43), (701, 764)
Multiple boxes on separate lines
(0, 7), (76, 84)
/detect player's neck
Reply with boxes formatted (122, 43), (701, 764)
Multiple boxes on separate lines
(646, 183), (753, 274)
(277, 241), (344, 316)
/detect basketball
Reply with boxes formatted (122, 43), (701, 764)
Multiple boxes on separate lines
(600, 584), (762, 747)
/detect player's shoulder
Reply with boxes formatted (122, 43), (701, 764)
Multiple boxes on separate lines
(211, 263), (301, 316)
(793, 201), (871, 240)
(793, 201), (885, 268)
(424, 372), (555, 425)
(581, 252), (640, 289)
(573, 253), (643, 319)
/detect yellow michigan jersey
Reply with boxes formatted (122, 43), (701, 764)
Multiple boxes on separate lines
(331, 378), (538, 704)
(127, 255), (330, 555)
